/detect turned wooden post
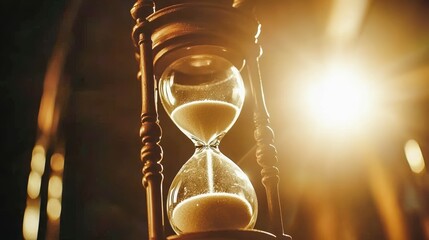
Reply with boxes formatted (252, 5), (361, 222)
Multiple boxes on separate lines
(131, 1), (165, 240)
(246, 53), (291, 240)
(236, 1), (289, 238)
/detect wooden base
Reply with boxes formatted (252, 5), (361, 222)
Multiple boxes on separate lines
(167, 229), (291, 240)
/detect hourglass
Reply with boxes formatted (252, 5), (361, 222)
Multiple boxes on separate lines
(158, 52), (258, 234)
(130, 0), (291, 239)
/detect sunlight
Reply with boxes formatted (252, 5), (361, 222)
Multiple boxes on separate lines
(301, 61), (376, 133)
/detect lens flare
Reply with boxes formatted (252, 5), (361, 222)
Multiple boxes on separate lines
(48, 176), (63, 199)
(31, 146), (46, 175)
(27, 172), (42, 199)
(50, 153), (65, 172)
(404, 139), (426, 174)
(23, 206), (40, 240)
(47, 198), (62, 221)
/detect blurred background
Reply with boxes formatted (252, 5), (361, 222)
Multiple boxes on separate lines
(2, 0), (429, 239)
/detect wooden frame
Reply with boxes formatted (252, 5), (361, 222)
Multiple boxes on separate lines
(131, 1), (291, 239)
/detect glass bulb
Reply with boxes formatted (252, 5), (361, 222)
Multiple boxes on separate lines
(159, 54), (245, 146)
(159, 52), (258, 234)
(167, 147), (258, 234)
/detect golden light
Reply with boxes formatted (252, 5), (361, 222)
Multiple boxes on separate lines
(27, 172), (42, 199)
(45, 153), (65, 238)
(300, 61), (376, 133)
(50, 153), (65, 172)
(31, 146), (46, 175)
(366, 151), (409, 240)
(48, 176), (63, 199)
(23, 206), (40, 240)
(326, 0), (370, 44)
(32, 145), (45, 155)
(47, 198), (62, 221)
(404, 139), (426, 174)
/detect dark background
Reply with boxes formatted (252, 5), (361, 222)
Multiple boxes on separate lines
(2, 0), (429, 239)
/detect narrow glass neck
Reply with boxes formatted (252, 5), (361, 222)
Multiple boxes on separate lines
(192, 133), (224, 149)
(195, 143), (220, 153)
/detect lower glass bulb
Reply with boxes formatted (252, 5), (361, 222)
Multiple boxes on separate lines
(167, 147), (258, 234)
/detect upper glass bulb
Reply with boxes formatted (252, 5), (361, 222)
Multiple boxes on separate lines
(159, 54), (245, 146)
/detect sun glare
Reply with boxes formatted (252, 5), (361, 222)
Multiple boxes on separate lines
(302, 61), (376, 133)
